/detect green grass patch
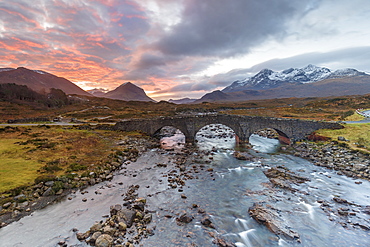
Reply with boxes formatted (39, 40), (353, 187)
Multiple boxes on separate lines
(344, 112), (365, 121)
(317, 123), (370, 152)
(0, 139), (43, 193)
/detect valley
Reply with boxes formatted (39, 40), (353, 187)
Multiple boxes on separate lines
(0, 66), (370, 247)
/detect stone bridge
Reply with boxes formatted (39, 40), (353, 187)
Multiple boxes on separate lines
(113, 114), (343, 143)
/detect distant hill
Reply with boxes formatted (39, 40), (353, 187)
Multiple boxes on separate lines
(0, 67), (91, 96)
(87, 88), (108, 97)
(168, 98), (197, 104)
(193, 90), (232, 103)
(195, 65), (370, 102)
(104, 82), (155, 102)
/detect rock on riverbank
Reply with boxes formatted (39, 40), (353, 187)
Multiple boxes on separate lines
(291, 142), (370, 180)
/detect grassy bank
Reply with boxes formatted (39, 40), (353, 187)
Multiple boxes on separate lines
(317, 123), (370, 153)
(0, 139), (43, 193)
(0, 125), (143, 194)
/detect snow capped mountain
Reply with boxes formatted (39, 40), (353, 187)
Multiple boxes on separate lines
(328, 68), (366, 78)
(223, 65), (366, 92)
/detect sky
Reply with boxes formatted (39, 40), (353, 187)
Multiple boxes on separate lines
(1, 0), (370, 100)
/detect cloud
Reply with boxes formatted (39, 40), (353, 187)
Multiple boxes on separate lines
(154, 0), (316, 58)
(1, 0), (370, 100)
(247, 46), (370, 73)
(0, 0), (150, 89)
(200, 46), (370, 88)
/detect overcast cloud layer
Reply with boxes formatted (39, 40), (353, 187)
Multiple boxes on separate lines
(1, 0), (370, 100)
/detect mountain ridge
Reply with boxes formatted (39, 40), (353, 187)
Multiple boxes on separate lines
(0, 67), (91, 96)
(194, 65), (370, 103)
(223, 64), (367, 93)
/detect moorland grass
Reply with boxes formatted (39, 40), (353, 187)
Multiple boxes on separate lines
(344, 112), (365, 121)
(0, 126), (134, 194)
(317, 123), (370, 152)
(0, 139), (43, 193)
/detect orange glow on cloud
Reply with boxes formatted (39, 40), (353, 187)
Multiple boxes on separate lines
(0, 0), (182, 100)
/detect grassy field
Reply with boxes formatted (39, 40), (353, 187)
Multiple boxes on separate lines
(0, 126), (141, 194)
(317, 123), (370, 152)
(0, 139), (43, 193)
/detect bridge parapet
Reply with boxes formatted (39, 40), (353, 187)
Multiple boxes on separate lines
(113, 114), (343, 144)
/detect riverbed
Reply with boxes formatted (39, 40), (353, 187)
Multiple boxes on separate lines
(1, 125), (369, 246)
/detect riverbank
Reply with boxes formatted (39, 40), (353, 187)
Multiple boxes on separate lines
(288, 141), (370, 180)
(0, 134), (158, 228)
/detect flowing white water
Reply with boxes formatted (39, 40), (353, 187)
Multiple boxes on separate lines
(1, 125), (370, 246)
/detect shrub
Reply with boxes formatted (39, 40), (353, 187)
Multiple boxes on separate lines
(34, 174), (56, 184)
(68, 163), (87, 172)
(41, 160), (63, 173)
(52, 181), (65, 192)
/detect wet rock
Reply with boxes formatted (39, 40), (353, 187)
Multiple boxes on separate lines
(57, 240), (67, 246)
(233, 151), (252, 160)
(177, 213), (193, 224)
(209, 232), (236, 247)
(338, 208), (349, 216)
(201, 216), (216, 229)
(362, 206), (370, 214)
(95, 234), (113, 247)
(333, 197), (348, 204)
(249, 203), (300, 241)
(263, 166), (310, 191)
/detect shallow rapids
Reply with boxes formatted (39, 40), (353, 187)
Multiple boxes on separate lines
(1, 127), (370, 246)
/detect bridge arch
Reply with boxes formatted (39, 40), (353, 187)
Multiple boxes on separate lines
(194, 123), (237, 149)
(251, 127), (291, 145)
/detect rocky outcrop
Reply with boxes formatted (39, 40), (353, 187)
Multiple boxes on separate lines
(249, 203), (300, 241)
(263, 166), (310, 191)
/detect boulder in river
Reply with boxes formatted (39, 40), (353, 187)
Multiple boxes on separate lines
(248, 203), (300, 241)
(176, 213), (193, 224)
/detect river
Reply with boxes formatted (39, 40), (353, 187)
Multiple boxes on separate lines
(1, 125), (369, 246)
